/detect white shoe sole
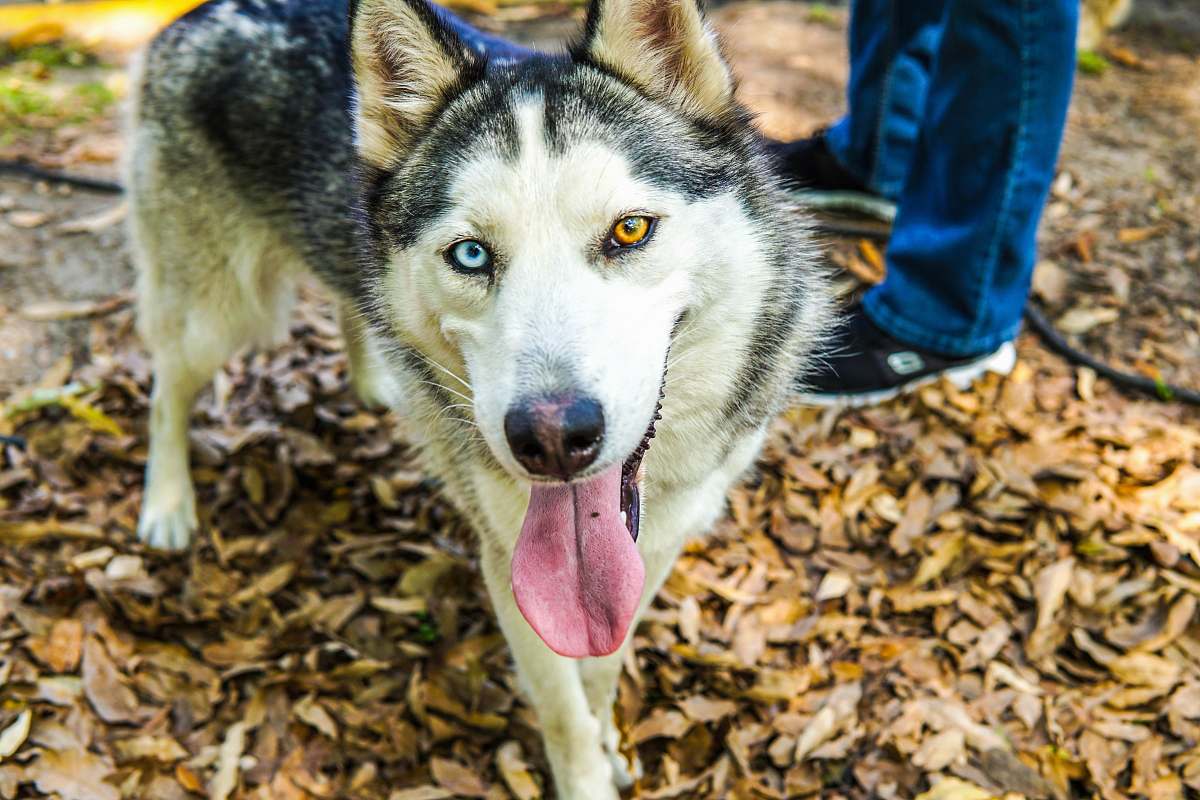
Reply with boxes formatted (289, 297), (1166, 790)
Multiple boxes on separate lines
(796, 341), (1017, 410)
(789, 189), (897, 224)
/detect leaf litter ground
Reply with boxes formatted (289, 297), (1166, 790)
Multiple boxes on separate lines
(1, 3), (1199, 799)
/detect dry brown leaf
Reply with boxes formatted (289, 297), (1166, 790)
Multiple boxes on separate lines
(19, 294), (132, 321)
(495, 741), (541, 800)
(678, 596), (701, 644)
(229, 562), (296, 605)
(28, 749), (119, 800)
(26, 618), (83, 673)
(631, 708), (693, 744)
(794, 682), (861, 761)
(911, 533), (965, 587)
(732, 609), (767, 665)
(1056, 306), (1119, 335)
(58, 201), (128, 235)
(1028, 557), (1074, 659)
(815, 570), (852, 601)
(1109, 652), (1182, 689)
(678, 695), (738, 723)
(914, 777), (992, 800)
(430, 757), (489, 798)
(208, 721), (246, 800)
(911, 728), (965, 772)
(8, 210), (49, 229)
(388, 788), (454, 800)
(113, 735), (188, 763)
(294, 694), (339, 739)
(82, 635), (146, 724)
(1117, 225), (1166, 244)
(0, 711), (31, 761)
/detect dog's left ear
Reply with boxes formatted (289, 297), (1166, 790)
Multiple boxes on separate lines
(578, 0), (735, 121)
(351, 0), (481, 168)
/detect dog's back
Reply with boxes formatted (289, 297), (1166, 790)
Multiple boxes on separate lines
(129, 0), (360, 295)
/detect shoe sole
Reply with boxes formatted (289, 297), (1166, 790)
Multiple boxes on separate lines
(795, 341), (1018, 410)
(789, 189), (897, 224)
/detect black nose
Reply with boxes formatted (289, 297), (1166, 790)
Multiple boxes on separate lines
(504, 394), (605, 480)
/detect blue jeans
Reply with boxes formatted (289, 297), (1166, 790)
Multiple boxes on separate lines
(827, 0), (1078, 357)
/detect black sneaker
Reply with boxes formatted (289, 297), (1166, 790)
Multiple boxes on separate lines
(766, 129), (871, 192)
(765, 130), (897, 222)
(797, 303), (1017, 408)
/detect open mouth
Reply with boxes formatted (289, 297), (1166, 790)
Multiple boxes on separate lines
(619, 386), (664, 542)
(510, 375), (667, 660)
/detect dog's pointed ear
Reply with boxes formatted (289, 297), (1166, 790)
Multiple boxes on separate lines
(351, 0), (481, 167)
(578, 0), (735, 120)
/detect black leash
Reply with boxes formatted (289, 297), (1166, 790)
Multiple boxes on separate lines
(0, 159), (123, 194)
(4, 159), (1196, 407)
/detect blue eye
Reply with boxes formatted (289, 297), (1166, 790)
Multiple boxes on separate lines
(448, 240), (492, 273)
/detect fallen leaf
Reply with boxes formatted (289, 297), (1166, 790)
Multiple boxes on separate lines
(28, 749), (119, 800)
(794, 682), (861, 761)
(208, 721), (246, 800)
(294, 694), (338, 739)
(495, 741), (541, 800)
(911, 728), (965, 772)
(113, 735), (188, 763)
(8, 210), (49, 229)
(0, 710), (31, 761)
(1117, 225), (1166, 244)
(26, 618), (83, 673)
(914, 777), (992, 800)
(815, 570), (852, 601)
(631, 708), (693, 744)
(57, 201), (128, 235)
(678, 695), (738, 723)
(1056, 306), (1119, 335)
(19, 294), (132, 321)
(1028, 557), (1074, 659)
(911, 533), (966, 587)
(82, 636), (145, 724)
(1109, 652), (1182, 689)
(388, 788), (454, 800)
(431, 757), (488, 798)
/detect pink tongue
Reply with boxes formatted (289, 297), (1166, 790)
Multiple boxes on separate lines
(511, 464), (645, 658)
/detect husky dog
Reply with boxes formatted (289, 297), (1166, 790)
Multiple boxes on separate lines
(128, 0), (831, 794)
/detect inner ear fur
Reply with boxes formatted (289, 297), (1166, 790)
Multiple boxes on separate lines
(351, 0), (482, 167)
(577, 0), (737, 121)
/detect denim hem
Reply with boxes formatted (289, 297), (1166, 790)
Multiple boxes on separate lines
(863, 291), (1019, 358)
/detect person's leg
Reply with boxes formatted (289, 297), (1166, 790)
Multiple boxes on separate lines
(863, 0), (1078, 357)
(823, 0), (948, 198)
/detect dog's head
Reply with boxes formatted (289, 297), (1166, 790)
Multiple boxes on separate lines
(350, 0), (824, 657)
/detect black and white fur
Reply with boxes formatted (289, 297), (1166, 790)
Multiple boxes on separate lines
(128, 0), (831, 795)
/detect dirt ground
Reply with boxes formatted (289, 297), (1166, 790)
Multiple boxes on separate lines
(0, 3), (1198, 800)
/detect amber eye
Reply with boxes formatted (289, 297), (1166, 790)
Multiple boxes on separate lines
(610, 215), (656, 249)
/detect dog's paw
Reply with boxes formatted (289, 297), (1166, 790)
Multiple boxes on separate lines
(606, 748), (641, 791)
(557, 757), (623, 800)
(597, 717), (639, 790)
(559, 778), (621, 800)
(137, 494), (197, 551)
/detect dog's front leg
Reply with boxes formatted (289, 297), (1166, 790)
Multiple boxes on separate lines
(479, 546), (619, 800)
(579, 539), (683, 789)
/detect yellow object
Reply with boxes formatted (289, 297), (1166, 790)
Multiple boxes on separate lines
(0, 0), (206, 50)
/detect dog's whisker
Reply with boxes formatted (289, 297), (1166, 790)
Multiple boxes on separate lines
(416, 380), (474, 406)
(413, 350), (472, 392)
